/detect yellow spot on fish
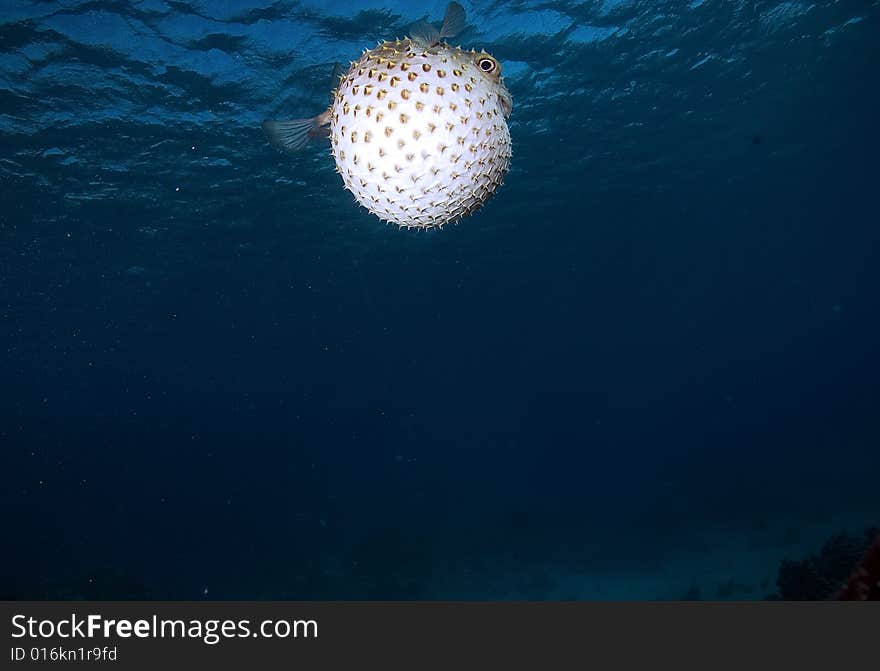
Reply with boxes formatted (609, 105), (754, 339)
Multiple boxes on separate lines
(325, 16), (512, 229)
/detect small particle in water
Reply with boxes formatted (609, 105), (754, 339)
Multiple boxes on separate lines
(751, 135), (763, 145)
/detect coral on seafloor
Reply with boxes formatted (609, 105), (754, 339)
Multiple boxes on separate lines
(835, 531), (880, 601)
(771, 527), (879, 600)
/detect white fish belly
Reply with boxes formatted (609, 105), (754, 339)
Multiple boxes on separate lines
(330, 47), (511, 229)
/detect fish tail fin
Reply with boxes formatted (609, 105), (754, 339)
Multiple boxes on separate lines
(262, 112), (330, 153)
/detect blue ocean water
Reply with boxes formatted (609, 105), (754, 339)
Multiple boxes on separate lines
(1, 0), (878, 600)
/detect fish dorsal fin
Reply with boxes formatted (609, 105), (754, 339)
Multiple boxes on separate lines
(439, 2), (466, 41)
(409, 19), (440, 48)
(409, 2), (466, 47)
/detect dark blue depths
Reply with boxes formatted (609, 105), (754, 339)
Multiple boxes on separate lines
(1, 0), (878, 599)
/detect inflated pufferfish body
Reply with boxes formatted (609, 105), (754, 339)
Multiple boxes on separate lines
(263, 2), (512, 229)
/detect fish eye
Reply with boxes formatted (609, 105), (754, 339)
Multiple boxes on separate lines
(477, 56), (498, 74)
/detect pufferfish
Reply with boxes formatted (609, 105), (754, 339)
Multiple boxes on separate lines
(263, 2), (512, 229)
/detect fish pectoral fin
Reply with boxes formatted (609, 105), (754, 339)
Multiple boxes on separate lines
(262, 114), (329, 152)
(439, 2), (466, 41)
(410, 2), (466, 46)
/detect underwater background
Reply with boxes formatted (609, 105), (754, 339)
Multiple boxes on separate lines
(2, 0), (878, 600)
